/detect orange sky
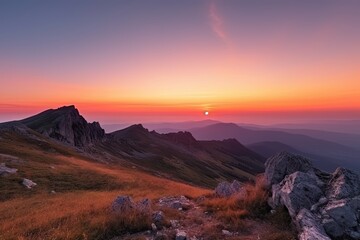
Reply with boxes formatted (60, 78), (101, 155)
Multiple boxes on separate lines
(1, 1), (360, 124)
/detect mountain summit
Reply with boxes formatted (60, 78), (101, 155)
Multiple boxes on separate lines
(19, 105), (105, 147)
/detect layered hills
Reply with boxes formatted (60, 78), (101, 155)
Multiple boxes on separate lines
(0, 106), (265, 188)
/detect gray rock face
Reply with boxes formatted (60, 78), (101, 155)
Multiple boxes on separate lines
(0, 163), (17, 176)
(264, 152), (313, 186)
(321, 217), (343, 239)
(158, 196), (193, 209)
(271, 171), (323, 218)
(265, 151), (360, 240)
(215, 180), (243, 197)
(324, 199), (358, 228)
(296, 209), (331, 240)
(327, 167), (360, 199)
(22, 178), (37, 189)
(20, 106), (105, 147)
(112, 196), (134, 212)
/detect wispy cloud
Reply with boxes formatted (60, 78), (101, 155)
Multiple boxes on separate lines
(209, 1), (228, 44)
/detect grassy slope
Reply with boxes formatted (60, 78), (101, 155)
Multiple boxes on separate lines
(0, 129), (209, 239)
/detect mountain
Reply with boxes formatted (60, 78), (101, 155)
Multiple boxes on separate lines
(0, 107), (265, 187)
(269, 120), (360, 134)
(246, 141), (341, 172)
(17, 105), (105, 147)
(102, 120), (220, 133)
(94, 124), (265, 186)
(190, 123), (360, 172)
(238, 123), (360, 151)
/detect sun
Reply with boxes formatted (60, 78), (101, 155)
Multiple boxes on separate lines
(204, 111), (209, 116)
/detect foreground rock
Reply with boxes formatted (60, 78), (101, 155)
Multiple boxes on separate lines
(158, 196), (193, 210)
(296, 209), (331, 240)
(215, 180), (243, 197)
(22, 178), (37, 189)
(0, 163), (17, 176)
(266, 151), (360, 239)
(112, 196), (135, 212)
(264, 151), (312, 186)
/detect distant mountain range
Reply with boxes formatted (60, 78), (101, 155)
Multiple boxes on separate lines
(189, 123), (360, 172)
(115, 119), (360, 172)
(0, 106), (264, 187)
(2, 106), (359, 184)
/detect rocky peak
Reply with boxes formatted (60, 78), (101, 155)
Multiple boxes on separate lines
(160, 131), (199, 148)
(20, 105), (105, 147)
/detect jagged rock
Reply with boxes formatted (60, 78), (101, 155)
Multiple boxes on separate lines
(321, 217), (343, 238)
(20, 106), (105, 147)
(265, 152), (360, 240)
(175, 229), (187, 240)
(158, 196), (193, 209)
(137, 198), (152, 213)
(215, 180), (243, 197)
(22, 178), (37, 189)
(0, 163), (17, 176)
(270, 171), (323, 217)
(327, 168), (360, 199)
(264, 152), (313, 186)
(111, 196), (134, 212)
(296, 209), (331, 240)
(324, 199), (358, 228)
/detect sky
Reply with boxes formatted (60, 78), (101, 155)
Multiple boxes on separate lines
(1, 0), (360, 124)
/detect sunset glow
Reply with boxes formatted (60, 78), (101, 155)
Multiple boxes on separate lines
(1, 0), (360, 124)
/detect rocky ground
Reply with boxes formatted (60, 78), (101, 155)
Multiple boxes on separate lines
(113, 195), (289, 240)
(108, 151), (360, 240)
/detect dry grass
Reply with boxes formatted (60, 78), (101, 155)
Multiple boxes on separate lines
(0, 152), (209, 239)
(202, 176), (269, 218)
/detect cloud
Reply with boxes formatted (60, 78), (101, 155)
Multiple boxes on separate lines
(209, 1), (228, 44)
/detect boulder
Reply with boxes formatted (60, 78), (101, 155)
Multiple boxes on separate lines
(296, 209), (331, 240)
(264, 152), (313, 186)
(327, 168), (360, 199)
(158, 196), (193, 209)
(0, 163), (17, 176)
(22, 178), (37, 189)
(215, 180), (243, 197)
(265, 152), (360, 240)
(111, 196), (134, 212)
(271, 171), (323, 218)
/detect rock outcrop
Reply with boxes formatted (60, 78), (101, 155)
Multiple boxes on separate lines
(0, 163), (17, 176)
(214, 180), (243, 197)
(265, 152), (360, 239)
(20, 105), (105, 147)
(264, 151), (312, 186)
(22, 178), (37, 189)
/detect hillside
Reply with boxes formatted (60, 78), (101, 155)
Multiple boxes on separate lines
(0, 106), (265, 188)
(190, 123), (360, 172)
